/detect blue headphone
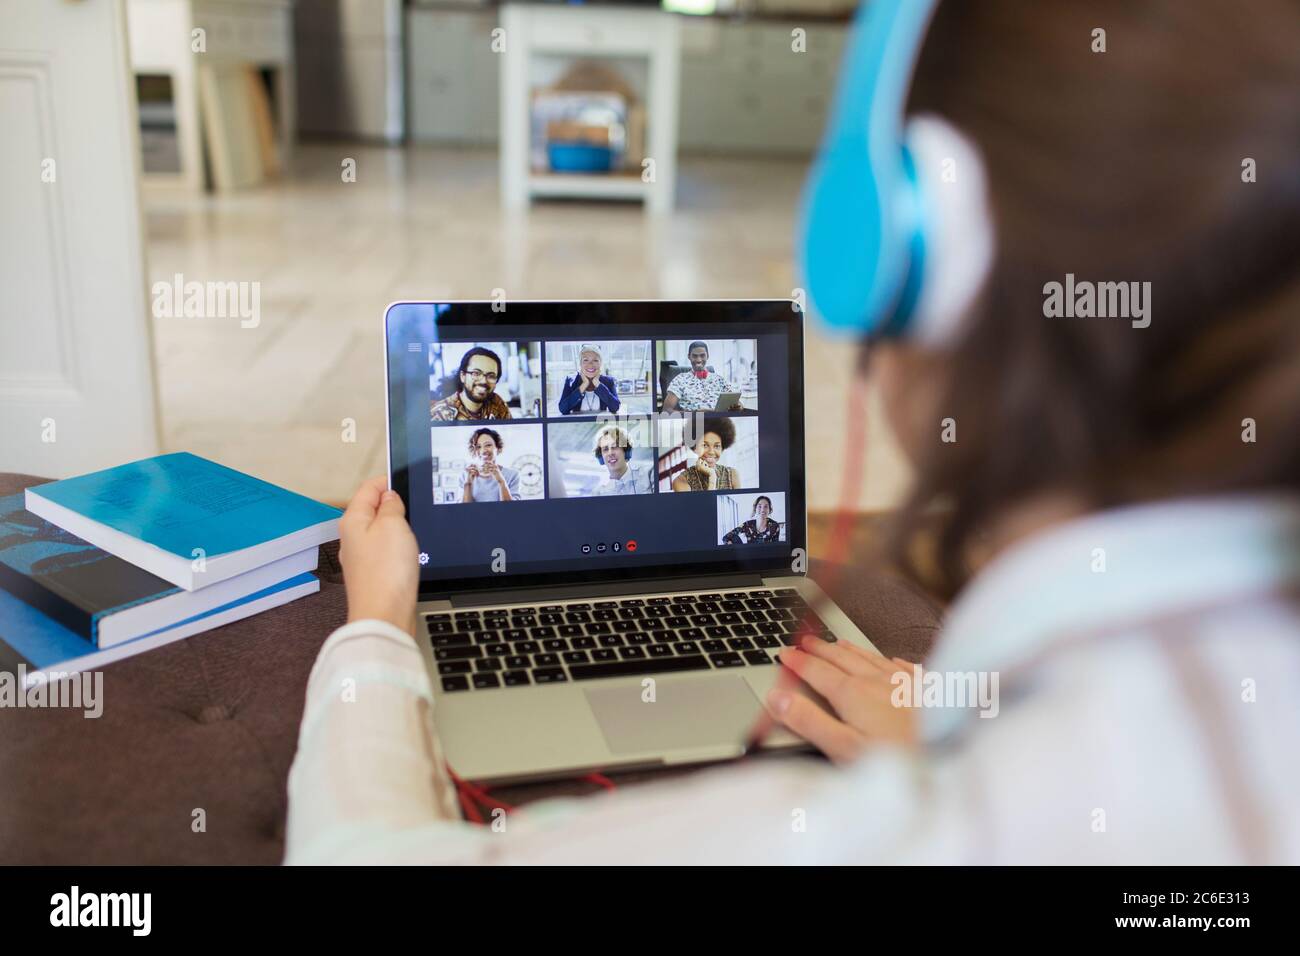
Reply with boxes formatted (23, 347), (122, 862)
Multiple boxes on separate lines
(800, 0), (941, 339)
(594, 436), (634, 464)
(594, 446), (633, 464)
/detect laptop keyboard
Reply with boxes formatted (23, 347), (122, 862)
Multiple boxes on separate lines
(425, 588), (836, 692)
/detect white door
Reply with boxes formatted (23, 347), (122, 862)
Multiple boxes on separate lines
(0, 0), (159, 480)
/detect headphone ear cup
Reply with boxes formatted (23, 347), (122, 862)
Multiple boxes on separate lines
(801, 128), (908, 336)
(899, 114), (996, 347)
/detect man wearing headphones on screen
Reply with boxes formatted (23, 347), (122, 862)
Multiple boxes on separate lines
(591, 425), (652, 496)
(287, 0), (1300, 863)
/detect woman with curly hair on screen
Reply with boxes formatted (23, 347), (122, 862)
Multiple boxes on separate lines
(672, 416), (741, 492)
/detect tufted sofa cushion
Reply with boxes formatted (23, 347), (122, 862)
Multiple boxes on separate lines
(0, 473), (942, 864)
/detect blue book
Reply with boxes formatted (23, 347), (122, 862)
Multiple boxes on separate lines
(0, 572), (319, 682)
(24, 453), (341, 591)
(0, 493), (319, 648)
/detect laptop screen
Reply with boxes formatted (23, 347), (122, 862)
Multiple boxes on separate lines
(385, 301), (806, 597)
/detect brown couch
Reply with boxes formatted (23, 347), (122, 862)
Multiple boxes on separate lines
(0, 473), (943, 864)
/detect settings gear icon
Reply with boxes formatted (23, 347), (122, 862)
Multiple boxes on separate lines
(418, 552), (429, 566)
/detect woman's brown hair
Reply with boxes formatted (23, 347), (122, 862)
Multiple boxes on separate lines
(893, 0), (1300, 597)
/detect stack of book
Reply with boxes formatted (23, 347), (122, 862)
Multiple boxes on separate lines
(0, 453), (341, 682)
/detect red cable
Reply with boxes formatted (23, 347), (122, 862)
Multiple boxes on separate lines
(445, 762), (515, 821)
(815, 352), (872, 592)
(455, 782), (485, 824)
(445, 762), (617, 824)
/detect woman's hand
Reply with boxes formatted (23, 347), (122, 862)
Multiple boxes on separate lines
(766, 636), (918, 762)
(695, 457), (717, 490)
(339, 476), (420, 636)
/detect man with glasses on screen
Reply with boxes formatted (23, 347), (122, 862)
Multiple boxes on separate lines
(432, 347), (512, 421)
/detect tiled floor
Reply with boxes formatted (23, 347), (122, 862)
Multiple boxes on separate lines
(143, 143), (910, 509)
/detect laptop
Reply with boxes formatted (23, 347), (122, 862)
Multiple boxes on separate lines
(385, 299), (881, 784)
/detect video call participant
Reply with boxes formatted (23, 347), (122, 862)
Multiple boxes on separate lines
(661, 341), (744, 412)
(672, 415), (741, 492)
(559, 344), (621, 415)
(432, 347), (512, 421)
(461, 428), (518, 502)
(592, 425), (652, 496)
(722, 495), (783, 543)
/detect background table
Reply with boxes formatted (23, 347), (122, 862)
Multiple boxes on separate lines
(498, 4), (681, 213)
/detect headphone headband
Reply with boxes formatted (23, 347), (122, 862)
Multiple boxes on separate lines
(800, 0), (940, 337)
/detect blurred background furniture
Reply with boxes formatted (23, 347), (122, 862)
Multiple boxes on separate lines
(498, 3), (681, 212)
(128, 0), (296, 192)
(296, 0), (404, 142)
(406, 4), (849, 156)
(406, 1), (499, 146)
(677, 14), (844, 154)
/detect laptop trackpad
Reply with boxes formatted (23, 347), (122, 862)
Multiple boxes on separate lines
(583, 677), (761, 755)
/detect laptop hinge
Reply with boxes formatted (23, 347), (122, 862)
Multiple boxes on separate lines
(443, 572), (767, 608)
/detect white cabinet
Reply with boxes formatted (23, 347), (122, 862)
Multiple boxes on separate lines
(406, 7), (499, 146)
(678, 18), (845, 155)
(295, 0), (403, 142)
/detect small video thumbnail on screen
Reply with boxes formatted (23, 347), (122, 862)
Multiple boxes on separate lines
(430, 341), (542, 421)
(655, 413), (760, 493)
(545, 340), (654, 417)
(429, 422), (545, 504)
(716, 492), (787, 545)
(547, 417), (656, 498)
(656, 339), (758, 413)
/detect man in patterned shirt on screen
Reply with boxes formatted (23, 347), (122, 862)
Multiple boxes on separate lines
(661, 341), (745, 413)
(431, 347), (513, 422)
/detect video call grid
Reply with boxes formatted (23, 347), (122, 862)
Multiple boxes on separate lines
(423, 336), (784, 544)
